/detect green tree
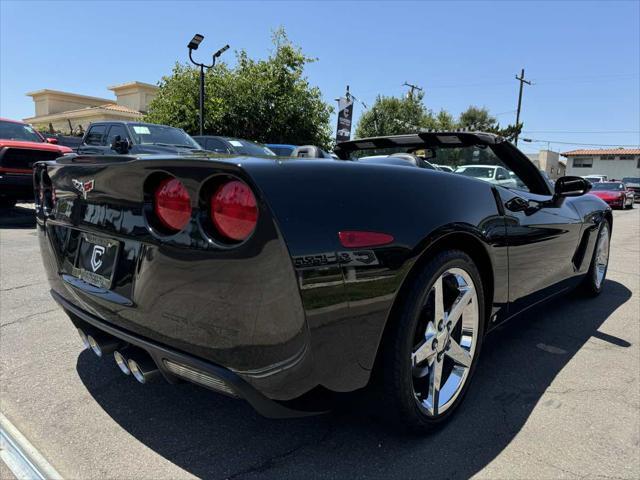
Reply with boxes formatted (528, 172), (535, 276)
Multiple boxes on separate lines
(434, 109), (456, 130)
(458, 105), (522, 140)
(458, 106), (497, 130)
(145, 28), (333, 148)
(355, 91), (436, 138)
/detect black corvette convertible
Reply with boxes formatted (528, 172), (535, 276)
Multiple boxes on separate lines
(35, 132), (611, 431)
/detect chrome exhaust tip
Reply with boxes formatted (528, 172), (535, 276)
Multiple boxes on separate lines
(126, 353), (159, 384)
(113, 350), (131, 375)
(85, 332), (121, 358)
(77, 328), (91, 349)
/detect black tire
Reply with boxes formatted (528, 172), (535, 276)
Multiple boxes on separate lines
(0, 198), (17, 209)
(379, 250), (485, 432)
(581, 221), (610, 297)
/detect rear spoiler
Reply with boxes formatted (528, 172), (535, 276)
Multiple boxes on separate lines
(334, 131), (505, 159)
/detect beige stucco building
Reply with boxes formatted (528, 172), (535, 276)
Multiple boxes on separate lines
(23, 81), (158, 134)
(526, 150), (566, 179)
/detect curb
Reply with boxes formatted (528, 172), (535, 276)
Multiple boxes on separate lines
(0, 413), (63, 480)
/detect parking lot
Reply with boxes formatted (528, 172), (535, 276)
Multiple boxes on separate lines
(0, 205), (638, 479)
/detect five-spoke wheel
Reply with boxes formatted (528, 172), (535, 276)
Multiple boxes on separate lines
(380, 250), (485, 431)
(411, 268), (479, 417)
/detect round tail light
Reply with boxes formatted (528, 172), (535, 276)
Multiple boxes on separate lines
(154, 177), (192, 232)
(211, 180), (258, 241)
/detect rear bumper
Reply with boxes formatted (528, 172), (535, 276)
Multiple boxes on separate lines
(0, 173), (33, 201)
(52, 290), (321, 418)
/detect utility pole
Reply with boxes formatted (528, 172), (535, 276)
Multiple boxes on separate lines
(402, 81), (423, 99)
(514, 68), (532, 146)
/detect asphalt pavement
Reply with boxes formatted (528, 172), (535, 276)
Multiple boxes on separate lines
(1, 204), (638, 479)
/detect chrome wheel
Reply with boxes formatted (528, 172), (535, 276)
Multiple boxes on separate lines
(593, 223), (610, 289)
(411, 268), (479, 417)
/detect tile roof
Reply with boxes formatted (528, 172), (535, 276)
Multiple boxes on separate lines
(98, 103), (142, 114)
(561, 149), (640, 156)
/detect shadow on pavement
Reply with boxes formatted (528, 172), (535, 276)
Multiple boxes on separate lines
(0, 205), (36, 229)
(76, 280), (632, 479)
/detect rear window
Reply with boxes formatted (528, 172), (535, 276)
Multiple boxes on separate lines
(85, 125), (106, 146)
(591, 182), (624, 191)
(227, 139), (275, 156)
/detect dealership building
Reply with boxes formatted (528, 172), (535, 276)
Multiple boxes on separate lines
(562, 148), (640, 180)
(23, 81), (158, 135)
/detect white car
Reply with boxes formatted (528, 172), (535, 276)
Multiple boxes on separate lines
(434, 164), (454, 173)
(454, 164), (518, 188)
(584, 175), (608, 183)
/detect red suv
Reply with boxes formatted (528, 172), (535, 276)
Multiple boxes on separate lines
(0, 118), (72, 208)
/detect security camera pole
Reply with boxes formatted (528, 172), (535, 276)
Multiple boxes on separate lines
(187, 34), (229, 136)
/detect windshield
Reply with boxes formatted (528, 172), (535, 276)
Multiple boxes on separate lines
(456, 166), (495, 178)
(227, 138), (276, 156)
(128, 124), (201, 149)
(591, 182), (624, 191)
(622, 177), (640, 184)
(0, 121), (44, 143)
(268, 146), (295, 156)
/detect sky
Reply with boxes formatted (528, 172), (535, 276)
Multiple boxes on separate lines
(1, 0), (639, 153)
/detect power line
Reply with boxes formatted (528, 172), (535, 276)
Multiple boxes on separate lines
(522, 130), (640, 134)
(522, 138), (640, 147)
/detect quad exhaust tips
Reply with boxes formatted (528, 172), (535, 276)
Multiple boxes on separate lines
(77, 326), (160, 384)
(113, 348), (160, 384)
(78, 328), (121, 357)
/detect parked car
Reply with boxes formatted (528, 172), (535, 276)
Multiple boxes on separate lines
(434, 164), (454, 173)
(193, 135), (275, 156)
(509, 170), (529, 190)
(588, 181), (635, 209)
(622, 177), (640, 202)
(454, 164), (518, 188)
(0, 118), (72, 208)
(584, 174), (608, 183)
(35, 131), (612, 432)
(38, 132), (83, 151)
(76, 121), (205, 156)
(266, 143), (297, 156)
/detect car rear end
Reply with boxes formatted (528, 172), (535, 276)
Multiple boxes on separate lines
(622, 178), (640, 202)
(590, 190), (625, 208)
(34, 154), (317, 417)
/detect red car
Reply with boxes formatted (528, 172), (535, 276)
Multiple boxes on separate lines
(0, 118), (72, 208)
(588, 181), (635, 209)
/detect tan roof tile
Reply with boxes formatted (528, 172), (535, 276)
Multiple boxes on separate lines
(561, 149), (640, 156)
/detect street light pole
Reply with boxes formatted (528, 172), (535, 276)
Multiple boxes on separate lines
(187, 34), (229, 136)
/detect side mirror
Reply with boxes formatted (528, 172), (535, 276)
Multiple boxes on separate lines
(46, 137), (58, 144)
(554, 176), (592, 198)
(111, 135), (131, 154)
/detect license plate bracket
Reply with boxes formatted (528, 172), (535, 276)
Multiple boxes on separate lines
(73, 233), (120, 289)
